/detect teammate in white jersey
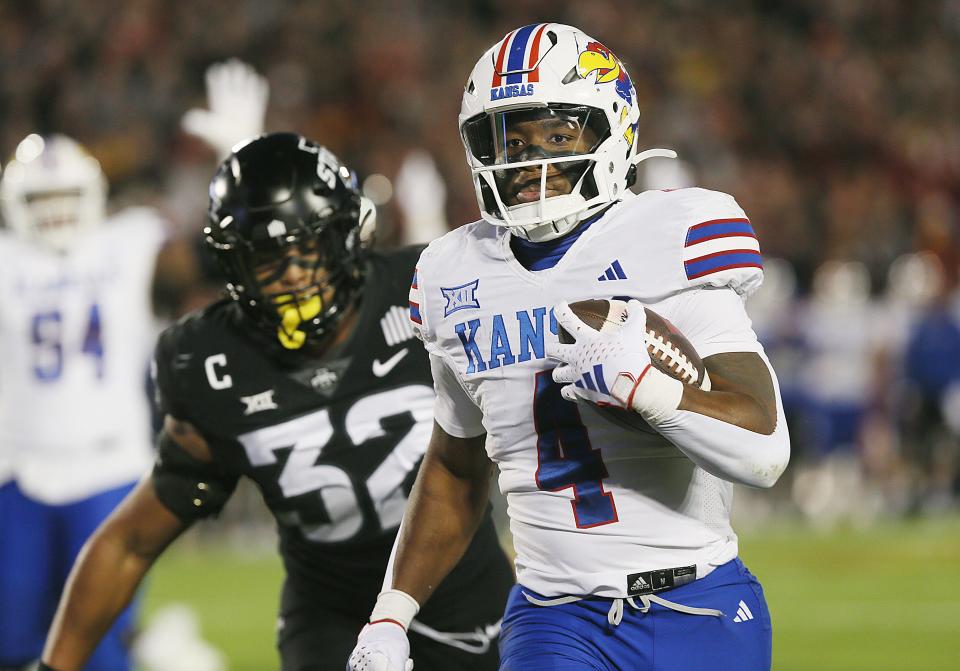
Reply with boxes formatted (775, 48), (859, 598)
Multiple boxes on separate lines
(0, 134), (169, 671)
(0, 60), (266, 671)
(349, 24), (790, 671)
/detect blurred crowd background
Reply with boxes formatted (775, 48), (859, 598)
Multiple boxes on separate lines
(2, 0), (959, 524)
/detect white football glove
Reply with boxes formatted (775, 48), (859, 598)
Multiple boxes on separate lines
(181, 58), (269, 158)
(347, 622), (413, 671)
(348, 589), (419, 671)
(545, 299), (684, 423)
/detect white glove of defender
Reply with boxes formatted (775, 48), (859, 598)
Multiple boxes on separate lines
(546, 299), (683, 424)
(347, 622), (413, 671)
(181, 58), (269, 158)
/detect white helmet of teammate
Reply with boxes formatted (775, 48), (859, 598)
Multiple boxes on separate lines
(0, 134), (107, 252)
(460, 24), (669, 242)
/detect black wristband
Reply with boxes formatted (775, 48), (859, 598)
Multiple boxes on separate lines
(38, 662), (62, 671)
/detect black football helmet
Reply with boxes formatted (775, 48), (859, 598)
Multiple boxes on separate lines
(204, 132), (375, 350)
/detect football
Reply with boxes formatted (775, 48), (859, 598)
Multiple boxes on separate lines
(558, 299), (711, 430)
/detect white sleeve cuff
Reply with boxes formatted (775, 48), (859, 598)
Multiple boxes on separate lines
(370, 589), (421, 631)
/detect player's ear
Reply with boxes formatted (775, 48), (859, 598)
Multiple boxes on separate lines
(358, 196), (376, 247)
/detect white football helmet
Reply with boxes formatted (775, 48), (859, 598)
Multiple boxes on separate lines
(460, 23), (672, 242)
(0, 134), (107, 252)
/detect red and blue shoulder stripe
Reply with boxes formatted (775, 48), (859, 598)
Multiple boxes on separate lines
(409, 269), (422, 325)
(683, 218), (762, 280)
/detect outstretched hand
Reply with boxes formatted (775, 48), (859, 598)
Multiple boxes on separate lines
(182, 59), (269, 158)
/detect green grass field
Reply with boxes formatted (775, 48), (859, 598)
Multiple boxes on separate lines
(144, 517), (960, 671)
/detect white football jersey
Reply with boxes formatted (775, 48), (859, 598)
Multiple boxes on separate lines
(0, 207), (166, 504)
(0, 446), (11, 486)
(411, 188), (767, 598)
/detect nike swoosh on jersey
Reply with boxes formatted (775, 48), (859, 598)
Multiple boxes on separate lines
(372, 348), (409, 377)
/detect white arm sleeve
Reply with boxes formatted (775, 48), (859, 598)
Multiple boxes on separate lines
(651, 350), (790, 488)
(430, 353), (485, 439)
(640, 287), (789, 488)
(381, 517), (403, 592)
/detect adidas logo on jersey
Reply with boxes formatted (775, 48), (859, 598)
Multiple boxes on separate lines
(597, 259), (628, 281)
(626, 565), (696, 596)
(381, 306), (415, 347)
(626, 570), (655, 595)
(732, 600), (754, 623)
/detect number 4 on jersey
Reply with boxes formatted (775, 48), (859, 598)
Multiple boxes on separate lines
(533, 371), (618, 528)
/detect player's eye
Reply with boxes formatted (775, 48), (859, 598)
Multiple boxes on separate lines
(503, 138), (528, 162)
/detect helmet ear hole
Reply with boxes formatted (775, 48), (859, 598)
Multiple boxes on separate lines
(478, 179), (501, 218)
(581, 167), (600, 201)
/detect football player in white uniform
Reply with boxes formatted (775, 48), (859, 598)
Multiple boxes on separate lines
(349, 24), (790, 671)
(0, 60), (267, 671)
(0, 134), (169, 671)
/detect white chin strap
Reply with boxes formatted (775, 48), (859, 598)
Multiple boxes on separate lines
(507, 148), (679, 243)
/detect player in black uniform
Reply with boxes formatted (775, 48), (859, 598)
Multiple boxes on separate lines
(40, 133), (513, 671)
